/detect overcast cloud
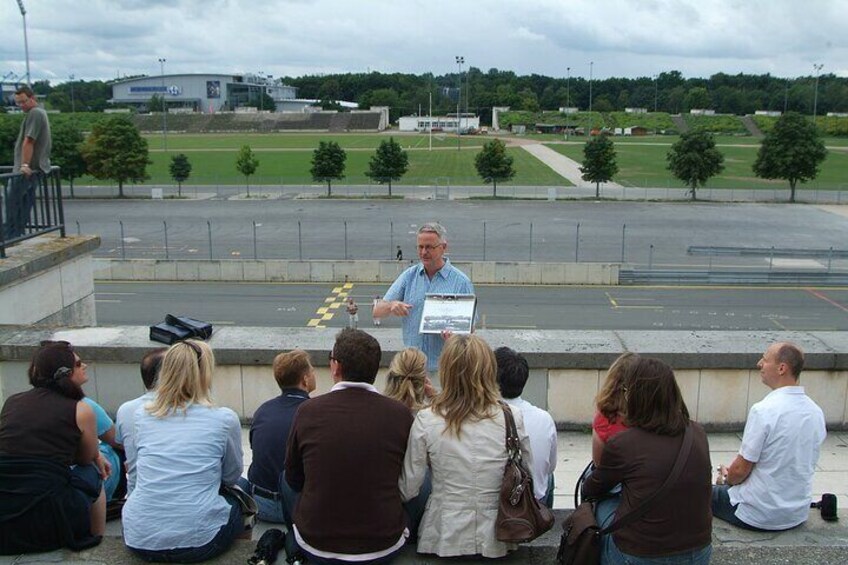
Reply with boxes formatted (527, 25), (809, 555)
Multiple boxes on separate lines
(1, 0), (845, 84)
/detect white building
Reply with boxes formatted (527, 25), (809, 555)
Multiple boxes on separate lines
(398, 114), (480, 133)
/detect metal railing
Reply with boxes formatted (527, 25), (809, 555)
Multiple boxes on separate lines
(0, 167), (65, 258)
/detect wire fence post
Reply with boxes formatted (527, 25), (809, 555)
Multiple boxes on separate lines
(119, 221), (126, 259)
(252, 221), (258, 260)
(207, 220), (213, 260)
(76, 220), (81, 235)
(298, 221), (303, 261)
(482, 221), (487, 261)
(620, 223), (626, 263)
(529, 222), (533, 262)
(828, 246), (833, 272)
(344, 221), (348, 260)
(389, 221), (394, 259)
(163, 221), (169, 260)
(769, 246), (774, 271)
(575, 223), (580, 263)
(649, 244), (654, 270)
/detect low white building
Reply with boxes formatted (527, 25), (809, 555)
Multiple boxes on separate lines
(398, 114), (480, 133)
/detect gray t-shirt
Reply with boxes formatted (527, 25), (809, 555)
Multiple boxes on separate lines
(14, 106), (52, 173)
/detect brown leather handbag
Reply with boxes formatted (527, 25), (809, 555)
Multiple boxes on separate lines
(495, 402), (555, 543)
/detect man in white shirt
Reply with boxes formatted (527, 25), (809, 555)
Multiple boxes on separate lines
(115, 348), (166, 494)
(495, 346), (557, 507)
(713, 341), (826, 530)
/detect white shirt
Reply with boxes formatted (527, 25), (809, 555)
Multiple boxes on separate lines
(503, 396), (557, 500)
(729, 386), (826, 530)
(115, 391), (156, 494)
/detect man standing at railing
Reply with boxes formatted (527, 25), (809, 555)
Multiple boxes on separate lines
(6, 86), (52, 239)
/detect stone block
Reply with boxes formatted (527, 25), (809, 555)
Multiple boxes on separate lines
(746, 370), (771, 412)
(214, 364), (244, 418)
(153, 261), (178, 281)
(470, 261), (495, 283)
(674, 369), (700, 420)
(265, 261), (288, 282)
(347, 261), (381, 282)
(541, 263), (566, 284)
(87, 362), (146, 415)
(379, 261), (407, 283)
(176, 261), (200, 281)
(804, 370), (848, 426)
(221, 261), (244, 281)
(92, 258), (113, 280)
(0, 361), (32, 404)
(243, 261), (267, 281)
(0, 268), (63, 324)
(287, 262), (311, 282)
(310, 262), (334, 282)
(242, 365), (279, 416)
(198, 261), (222, 281)
(132, 261), (155, 281)
(107, 260), (133, 280)
(523, 368), (549, 410)
(697, 369), (750, 425)
(494, 262), (520, 284)
(563, 263), (591, 284)
(548, 369), (599, 425)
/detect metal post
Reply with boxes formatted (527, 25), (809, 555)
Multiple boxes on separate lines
(344, 221), (348, 259)
(158, 58), (168, 152)
(828, 247), (833, 272)
(813, 63), (823, 123)
(252, 221), (258, 260)
(76, 220), (81, 235)
(649, 244), (654, 270)
(15, 1), (31, 85)
(575, 223), (580, 262)
(163, 221), (169, 260)
(482, 221), (487, 261)
(455, 55), (464, 150)
(298, 221), (303, 261)
(529, 222), (533, 262)
(207, 220), (212, 260)
(620, 224), (626, 263)
(769, 246), (774, 270)
(119, 221), (126, 259)
(390, 221), (394, 259)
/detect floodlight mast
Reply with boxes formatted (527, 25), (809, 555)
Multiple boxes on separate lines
(159, 58), (168, 152)
(812, 63), (824, 123)
(16, 0), (31, 86)
(455, 55), (464, 151)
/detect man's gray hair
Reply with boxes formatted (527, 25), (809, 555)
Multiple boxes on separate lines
(418, 222), (447, 242)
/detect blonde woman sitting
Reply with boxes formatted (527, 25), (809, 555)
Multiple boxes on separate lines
(122, 340), (245, 563)
(383, 347), (435, 413)
(399, 335), (532, 558)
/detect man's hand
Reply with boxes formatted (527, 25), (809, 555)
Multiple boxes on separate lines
(20, 163), (33, 178)
(440, 329), (454, 342)
(389, 301), (412, 317)
(715, 464), (729, 485)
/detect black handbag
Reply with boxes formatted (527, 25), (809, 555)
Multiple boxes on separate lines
(556, 424), (694, 565)
(149, 314), (214, 345)
(166, 314), (213, 340)
(494, 402), (556, 543)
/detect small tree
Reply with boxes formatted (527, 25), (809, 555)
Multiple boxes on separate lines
(753, 112), (827, 203)
(474, 139), (516, 197)
(365, 137), (409, 196)
(50, 121), (88, 198)
(81, 116), (151, 198)
(666, 131), (724, 201)
(148, 94), (164, 113)
(235, 145), (259, 197)
(580, 135), (619, 198)
(310, 141), (347, 196)
(169, 153), (192, 197)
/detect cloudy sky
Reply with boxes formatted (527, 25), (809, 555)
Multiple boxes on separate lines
(1, 0), (845, 84)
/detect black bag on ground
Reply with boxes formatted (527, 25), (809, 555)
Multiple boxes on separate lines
(166, 314), (213, 340)
(149, 321), (193, 345)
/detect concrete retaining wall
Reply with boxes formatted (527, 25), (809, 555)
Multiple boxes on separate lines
(2, 326), (846, 430)
(93, 259), (620, 285)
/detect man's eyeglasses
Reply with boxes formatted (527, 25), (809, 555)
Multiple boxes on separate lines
(417, 244), (444, 252)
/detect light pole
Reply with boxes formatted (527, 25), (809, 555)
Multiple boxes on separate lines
(589, 61), (594, 113)
(455, 55), (464, 150)
(784, 79), (790, 113)
(566, 66), (571, 109)
(158, 58), (168, 152)
(69, 74), (75, 113)
(653, 74), (659, 112)
(812, 63), (823, 123)
(15, 0), (31, 86)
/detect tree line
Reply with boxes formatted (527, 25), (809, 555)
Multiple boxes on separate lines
(8, 69), (847, 125)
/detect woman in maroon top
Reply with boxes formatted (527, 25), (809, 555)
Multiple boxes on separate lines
(592, 352), (639, 465)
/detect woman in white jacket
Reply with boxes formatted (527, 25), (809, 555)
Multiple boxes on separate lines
(399, 334), (533, 558)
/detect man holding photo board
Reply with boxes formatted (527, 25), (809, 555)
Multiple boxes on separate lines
(373, 222), (475, 374)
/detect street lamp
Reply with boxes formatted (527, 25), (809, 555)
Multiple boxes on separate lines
(158, 58), (168, 152)
(653, 74), (659, 112)
(69, 74), (75, 113)
(589, 61), (594, 113)
(566, 66), (571, 110)
(15, 0), (31, 86)
(812, 63), (823, 123)
(455, 55), (464, 150)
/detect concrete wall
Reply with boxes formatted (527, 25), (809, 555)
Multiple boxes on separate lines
(0, 235), (100, 326)
(93, 259), (620, 285)
(2, 326), (846, 430)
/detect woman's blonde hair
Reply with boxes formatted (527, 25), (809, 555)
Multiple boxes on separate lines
(384, 348), (428, 411)
(595, 352), (639, 422)
(430, 334), (500, 436)
(148, 339), (215, 417)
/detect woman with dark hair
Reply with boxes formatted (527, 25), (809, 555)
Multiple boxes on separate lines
(582, 357), (712, 565)
(0, 341), (108, 554)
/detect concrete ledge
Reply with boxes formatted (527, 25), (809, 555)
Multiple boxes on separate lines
(93, 259), (621, 285)
(0, 235), (100, 287)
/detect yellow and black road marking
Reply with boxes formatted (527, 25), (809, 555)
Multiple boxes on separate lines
(307, 282), (354, 328)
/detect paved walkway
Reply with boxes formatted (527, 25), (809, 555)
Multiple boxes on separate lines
(521, 143), (623, 190)
(3, 429), (847, 564)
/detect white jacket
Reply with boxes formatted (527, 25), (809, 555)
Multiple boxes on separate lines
(399, 405), (533, 558)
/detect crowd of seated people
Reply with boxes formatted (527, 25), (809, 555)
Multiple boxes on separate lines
(0, 334), (827, 564)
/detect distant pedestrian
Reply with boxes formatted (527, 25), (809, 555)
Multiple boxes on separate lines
(396, 246), (403, 261)
(372, 295), (382, 326)
(346, 297), (359, 329)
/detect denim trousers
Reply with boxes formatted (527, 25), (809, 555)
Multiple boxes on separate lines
(129, 494), (242, 563)
(596, 496), (712, 565)
(711, 484), (776, 531)
(238, 476), (286, 524)
(3, 173), (37, 240)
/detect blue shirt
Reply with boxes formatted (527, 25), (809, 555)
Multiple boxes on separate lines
(115, 391), (156, 494)
(82, 398), (121, 501)
(122, 403), (243, 551)
(384, 259), (474, 372)
(247, 388), (310, 491)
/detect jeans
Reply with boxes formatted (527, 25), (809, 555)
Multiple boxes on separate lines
(3, 173), (37, 240)
(711, 484), (774, 531)
(129, 494), (242, 563)
(238, 476), (286, 524)
(402, 470), (432, 541)
(542, 474), (555, 509)
(596, 494), (712, 565)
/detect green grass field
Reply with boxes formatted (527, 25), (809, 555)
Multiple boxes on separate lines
(548, 140), (848, 190)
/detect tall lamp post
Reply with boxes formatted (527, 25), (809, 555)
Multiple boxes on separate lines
(812, 63), (823, 123)
(589, 61), (594, 113)
(566, 66), (571, 110)
(455, 55), (464, 151)
(158, 58), (168, 152)
(69, 74), (75, 113)
(653, 74), (659, 112)
(15, 0), (31, 86)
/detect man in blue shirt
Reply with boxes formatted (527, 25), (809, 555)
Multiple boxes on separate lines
(373, 222), (474, 374)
